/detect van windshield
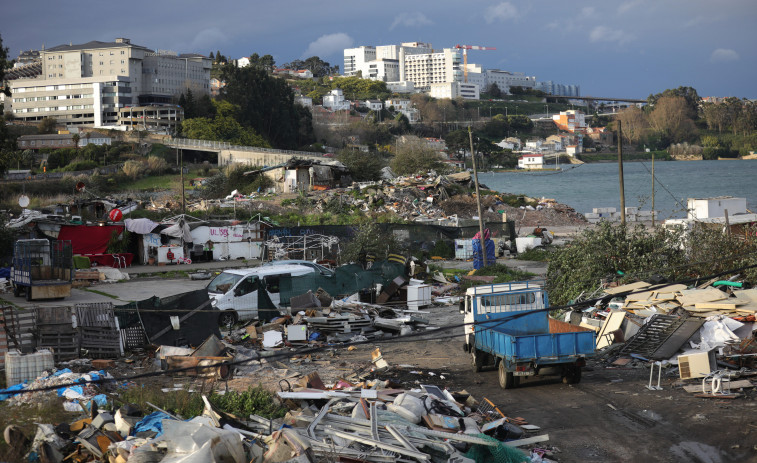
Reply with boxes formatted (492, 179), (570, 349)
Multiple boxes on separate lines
(207, 272), (243, 295)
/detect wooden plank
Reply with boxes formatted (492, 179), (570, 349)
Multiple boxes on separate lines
(684, 380), (754, 394)
(694, 302), (739, 310)
(504, 434), (550, 447)
(604, 281), (651, 295)
(596, 311), (626, 349)
(677, 288), (728, 306)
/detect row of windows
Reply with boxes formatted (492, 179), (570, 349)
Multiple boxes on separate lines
(13, 94), (93, 102)
(14, 104), (94, 113)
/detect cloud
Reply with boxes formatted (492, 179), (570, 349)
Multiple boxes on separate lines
(589, 26), (635, 45)
(485, 2), (519, 23)
(710, 48), (739, 63)
(189, 28), (228, 51)
(302, 33), (354, 58)
(618, 0), (643, 14)
(390, 12), (433, 30)
(581, 7), (596, 17)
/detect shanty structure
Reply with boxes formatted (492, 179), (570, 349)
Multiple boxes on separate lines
(245, 158), (351, 193)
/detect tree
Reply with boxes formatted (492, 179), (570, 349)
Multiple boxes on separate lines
(38, 117), (58, 134)
(248, 53), (276, 72)
(302, 57), (332, 77)
(485, 83), (503, 99)
(482, 114), (509, 139)
(337, 147), (385, 181)
(1, 34), (13, 153)
(72, 133), (80, 151)
(444, 129), (470, 159)
(647, 86), (700, 116)
(390, 136), (448, 175)
(220, 65), (311, 149)
(506, 115), (533, 132)
(701, 102), (730, 134)
(647, 96), (696, 143)
(615, 106), (648, 145)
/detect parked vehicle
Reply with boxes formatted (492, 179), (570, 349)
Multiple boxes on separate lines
(461, 280), (595, 388)
(261, 259), (335, 277)
(12, 239), (73, 301)
(207, 264), (315, 325)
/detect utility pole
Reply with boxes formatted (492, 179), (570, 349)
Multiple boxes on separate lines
(469, 126), (487, 267)
(617, 120), (626, 225)
(651, 152), (655, 227)
(180, 148), (186, 214)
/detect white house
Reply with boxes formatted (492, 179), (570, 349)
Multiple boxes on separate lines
(385, 98), (411, 110)
(364, 99), (383, 111)
(525, 139), (543, 152)
(496, 137), (522, 151)
(295, 95), (313, 108)
(518, 154), (544, 170)
(687, 197), (747, 220)
(322, 88), (351, 111)
(237, 57), (250, 68)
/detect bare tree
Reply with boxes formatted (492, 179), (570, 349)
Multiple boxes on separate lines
(615, 106), (648, 145)
(648, 96), (696, 143)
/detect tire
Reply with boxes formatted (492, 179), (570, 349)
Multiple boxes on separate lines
(498, 361), (517, 389)
(25, 287), (32, 301)
(13, 285), (20, 297)
(218, 311), (238, 327)
(563, 366), (582, 384)
(472, 349), (485, 373)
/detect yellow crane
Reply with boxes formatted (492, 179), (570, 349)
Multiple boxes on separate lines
(454, 44), (496, 83)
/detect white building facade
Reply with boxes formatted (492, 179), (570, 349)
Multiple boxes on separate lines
(322, 89), (351, 111)
(8, 38), (211, 128)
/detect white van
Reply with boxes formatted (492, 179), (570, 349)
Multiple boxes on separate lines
(207, 264), (315, 325)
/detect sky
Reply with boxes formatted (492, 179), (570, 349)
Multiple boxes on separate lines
(2, 0), (756, 99)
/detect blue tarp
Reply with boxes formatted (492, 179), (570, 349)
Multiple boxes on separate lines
(472, 238), (496, 270)
(133, 411), (173, 438)
(0, 383), (26, 401)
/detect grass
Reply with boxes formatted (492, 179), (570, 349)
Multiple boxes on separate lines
(117, 383), (287, 420)
(120, 174), (181, 191)
(516, 246), (553, 262)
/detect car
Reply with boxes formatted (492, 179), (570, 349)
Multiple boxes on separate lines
(261, 259), (335, 277)
(322, 153), (335, 158)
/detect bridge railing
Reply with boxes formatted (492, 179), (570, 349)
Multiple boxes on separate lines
(167, 138), (322, 158)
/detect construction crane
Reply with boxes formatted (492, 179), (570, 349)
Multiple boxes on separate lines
(454, 45), (496, 83)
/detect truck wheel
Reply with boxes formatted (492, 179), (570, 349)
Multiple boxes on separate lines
(563, 366), (582, 384)
(13, 285), (20, 297)
(498, 361), (517, 389)
(218, 311), (238, 327)
(25, 287), (32, 301)
(472, 349), (485, 373)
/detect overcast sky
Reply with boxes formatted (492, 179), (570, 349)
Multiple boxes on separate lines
(3, 0), (755, 99)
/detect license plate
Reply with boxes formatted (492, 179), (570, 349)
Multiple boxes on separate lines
(514, 371), (535, 376)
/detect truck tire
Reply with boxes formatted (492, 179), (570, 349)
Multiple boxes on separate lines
(472, 349), (485, 373)
(563, 366), (582, 384)
(25, 287), (32, 301)
(13, 285), (20, 297)
(498, 361), (517, 389)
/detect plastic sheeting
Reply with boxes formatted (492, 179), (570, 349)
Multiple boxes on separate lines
(153, 417), (246, 463)
(694, 315), (744, 351)
(124, 218), (160, 235)
(133, 411), (174, 438)
(57, 224), (124, 254)
(472, 238), (495, 270)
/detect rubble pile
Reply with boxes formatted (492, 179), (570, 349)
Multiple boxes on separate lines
(571, 280), (757, 399)
(1, 354), (556, 463)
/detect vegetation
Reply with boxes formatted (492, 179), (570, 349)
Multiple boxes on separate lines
(181, 100), (271, 148)
(546, 221), (757, 306)
(390, 136), (449, 175)
(337, 147), (386, 181)
(341, 222), (402, 264)
(117, 383), (287, 421)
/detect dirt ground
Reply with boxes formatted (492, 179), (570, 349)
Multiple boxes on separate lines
(276, 303), (757, 463)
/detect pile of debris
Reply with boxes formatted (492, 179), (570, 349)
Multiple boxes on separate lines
(1, 352), (556, 463)
(570, 280), (757, 399)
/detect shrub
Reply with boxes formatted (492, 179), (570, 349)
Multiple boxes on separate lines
(147, 155), (168, 174)
(122, 160), (144, 179)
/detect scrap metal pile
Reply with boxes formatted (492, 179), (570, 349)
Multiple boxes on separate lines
(1, 352), (554, 463)
(571, 280), (757, 398)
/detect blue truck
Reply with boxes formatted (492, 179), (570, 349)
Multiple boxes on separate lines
(461, 280), (596, 389)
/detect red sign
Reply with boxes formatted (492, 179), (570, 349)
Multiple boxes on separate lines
(108, 209), (123, 222)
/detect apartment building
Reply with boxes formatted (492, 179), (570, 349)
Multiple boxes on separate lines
(429, 81), (479, 100)
(485, 70), (536, 93)
(8, 38), (211, 128)
(402, 48), (462, 92)
(552, 110), (587, 133)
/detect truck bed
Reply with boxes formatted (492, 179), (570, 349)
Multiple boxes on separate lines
(476, 318), (595, 366)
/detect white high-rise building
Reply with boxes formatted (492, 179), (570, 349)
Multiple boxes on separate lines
(484, 70), (536, 93)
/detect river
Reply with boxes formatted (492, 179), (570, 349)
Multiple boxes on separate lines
(478, 159), (757, 221)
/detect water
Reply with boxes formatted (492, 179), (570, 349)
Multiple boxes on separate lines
(479, 160), (757, 221)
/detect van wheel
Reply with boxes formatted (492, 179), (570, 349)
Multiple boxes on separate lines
(218, 311), (238, 327)
(498, 361), (517, 389)
(472, 349), (485, 373)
